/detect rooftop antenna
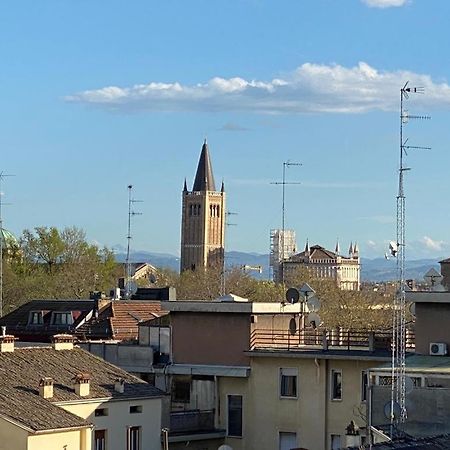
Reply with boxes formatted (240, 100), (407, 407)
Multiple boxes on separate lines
(220, 210), (238, 296)
(270, 161), (302, 283)
(0, 172), (13, 318)
(390, 82), (430, 434)
(125, 185), (142, 299)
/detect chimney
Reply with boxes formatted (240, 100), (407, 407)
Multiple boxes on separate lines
(114, 378), (125, 394)
(39, 377), (54, 399)
(0, 335), (15, 353)
(73, 372), (90, 397)
(52, 334), (74, 350)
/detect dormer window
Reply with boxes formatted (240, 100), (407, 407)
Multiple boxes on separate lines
(52, 312), (73, 325)
(28, 311), (43, 325)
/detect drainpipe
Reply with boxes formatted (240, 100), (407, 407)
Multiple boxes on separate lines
(324, 358), (329, 450)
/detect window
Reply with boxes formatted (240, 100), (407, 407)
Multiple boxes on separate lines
(331, 370), (342, 401)
(331, 434), (341, 450)
(52, 312), (73, 325)
(361, 371), (368, 402)
(227, 395), (243, 437)
(172, 378), (190, 403)
(130, 405), (143, 414)
(95, 430), (106, 450)
(127, 426), (141, 450)
(95, 408), (109, 417)
(280, 368), (298, 398)
(28, 311), (43, 325)
(279, 432), (297, 450)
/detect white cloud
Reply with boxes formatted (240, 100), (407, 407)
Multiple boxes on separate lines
(421, 236), (445, 252)
(218, 122), (249, 132)
(66, 62), (450, 114)
(361, 0), (408, 7)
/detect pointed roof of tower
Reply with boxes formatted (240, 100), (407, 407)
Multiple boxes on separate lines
(353, 241), (359, 254)
(349, 241), (353, 255)
(221, 179), (225, 193)
(335, 239), (340, 255)
(305, 238), (310, 253)
(193, 139), (216, 192)
(183, 178), (188, 192)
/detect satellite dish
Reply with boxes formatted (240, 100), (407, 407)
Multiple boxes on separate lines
(424, 268), (444, 291)
(299, 283), (315, 300)
(384, 401), (401, 420)
(389, 241), (398, 257)
(125, 280), (138, 295)
(218, 446), (233, 450)
(405, 376), (414, 394)
(306, 312), (322, 329)
(285, 287), (300, 304)
(149, 273), (157, 284)
(409, 303), (416, 317)
(306, 296), (321, 312)
(289, 318), (297, 335)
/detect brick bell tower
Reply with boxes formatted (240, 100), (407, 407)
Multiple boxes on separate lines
(180, 140), (225, 272)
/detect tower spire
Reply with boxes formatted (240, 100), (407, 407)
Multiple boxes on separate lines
(183, 178), (188, 192)
(335, 238), (340, 255)
(193, 139), (216, 191)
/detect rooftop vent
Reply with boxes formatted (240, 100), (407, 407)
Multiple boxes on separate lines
(114, 378), (125, 394)
(39, 377), (54, 399)
(73, 372), (91, 397)
(52, 334), (74, 351)
(0, 335), (15, 353)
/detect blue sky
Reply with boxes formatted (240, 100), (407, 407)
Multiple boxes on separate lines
(1, 0), (450, 260)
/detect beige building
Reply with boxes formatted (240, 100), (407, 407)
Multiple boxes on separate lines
(180, 140), (225, 272)
(0, 334), (165, 450)
(281, 241), (361, 290)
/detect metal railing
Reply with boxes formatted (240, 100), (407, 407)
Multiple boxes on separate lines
(250, 328), (415, 352)
(169, 409), (215, 434)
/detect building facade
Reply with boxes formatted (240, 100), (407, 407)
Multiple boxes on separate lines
(281, 242), (361, 290)
(180, 140), (225, 272)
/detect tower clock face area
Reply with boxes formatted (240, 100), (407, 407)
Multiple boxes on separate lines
(180, 140), (225, 273)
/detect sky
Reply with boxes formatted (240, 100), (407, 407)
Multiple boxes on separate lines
(1, 0), (450, 260)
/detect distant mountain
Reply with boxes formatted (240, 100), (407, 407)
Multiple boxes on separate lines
(114, 247), (443, 282)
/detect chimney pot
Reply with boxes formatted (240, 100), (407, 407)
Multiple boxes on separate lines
(52, 334), (74, 350)
(114, 378), (125, 394)
(39, 377), (54, 399)
(73, 372), (91, 397)
(0, 335), (15, 353)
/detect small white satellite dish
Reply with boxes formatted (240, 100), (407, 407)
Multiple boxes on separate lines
(405, 376), (415, 394)
(306, 296), (321, 312)
(299, 282), (315, 300)
(218, 445), (233, 450)
(424, 268), (443, 290)
(409, 303), (416, 317)
(384, 401), (401, 420)
(285, 287), (300, 304)
(389, 241), (398, 257)
(306, 312), (322, 329)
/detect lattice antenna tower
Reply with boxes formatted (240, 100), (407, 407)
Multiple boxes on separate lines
(270, 161), (302, 282)
(391, 83), (430, 431)
(125, 185), (142, 299)
(0, 173), (13, 318)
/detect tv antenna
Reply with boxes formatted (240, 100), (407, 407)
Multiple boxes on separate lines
(389, 82), (430, 432)
(125, 185), (142, 299)
(270, 161), (302, 282)
(0, 172), (14, 318)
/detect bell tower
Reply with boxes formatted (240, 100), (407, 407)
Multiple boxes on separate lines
(180, 140), (225, 272)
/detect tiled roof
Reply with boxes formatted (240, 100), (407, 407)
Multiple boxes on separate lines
(0, 346), (164, 432)
(348, 433), (450, 449)
(288, 244), (339, 262)
(76, 300), (164, 341)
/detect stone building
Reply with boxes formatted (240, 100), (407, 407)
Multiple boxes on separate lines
(280, 241), (361, 290)
(180, 140), (225, 272)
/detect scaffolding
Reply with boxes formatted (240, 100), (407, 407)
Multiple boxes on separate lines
(270, 229), (297, 282)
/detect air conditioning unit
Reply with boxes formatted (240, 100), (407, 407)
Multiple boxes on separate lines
(430, 342), (447, 356)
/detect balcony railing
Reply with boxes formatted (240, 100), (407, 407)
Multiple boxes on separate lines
(250, 328), (415, 352)
(169, 410), (215, 434)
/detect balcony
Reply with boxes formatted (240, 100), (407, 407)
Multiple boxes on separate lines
(169, 410), (226, 442)
(250, 328), (415, 352)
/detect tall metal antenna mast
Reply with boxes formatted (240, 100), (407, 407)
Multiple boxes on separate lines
(271, 161), (302, 282)
(0, 173), (13, 318)
(390, 82), (430, 432)
(220, 210), (238, 296)
(125, 185), (142, 299)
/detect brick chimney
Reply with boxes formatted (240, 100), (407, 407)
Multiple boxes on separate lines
(0, 335), (15, 353)
(114, 378), (125, 394)
(52, 334), (74, 350)
(73, 372), (90, 397)
(39, 377), (54, 399)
